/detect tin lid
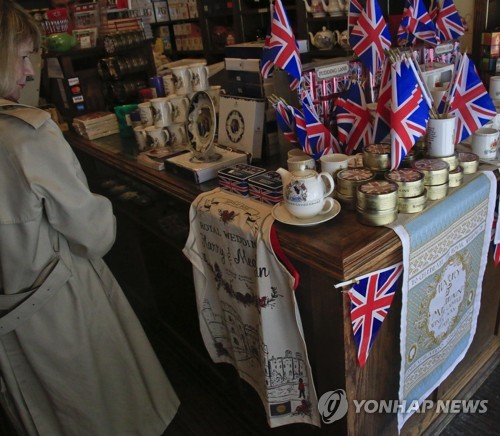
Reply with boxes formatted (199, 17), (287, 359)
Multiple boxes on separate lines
(386, 168), (424, 183)
(358, 180), (399, 195)
(457, 151), (479, 163)
(337, 168), (375, 181)
(411, 158), (449, 172)
(364, 143), (391, 154)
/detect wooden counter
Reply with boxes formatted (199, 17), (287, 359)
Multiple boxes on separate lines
(67, 132), (499, 436)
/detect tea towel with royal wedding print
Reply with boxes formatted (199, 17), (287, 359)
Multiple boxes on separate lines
(389, 171), (497, 431)
(183, 189), (320, 428)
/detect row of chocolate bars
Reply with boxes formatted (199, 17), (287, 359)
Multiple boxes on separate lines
(263, 0), (496, 170)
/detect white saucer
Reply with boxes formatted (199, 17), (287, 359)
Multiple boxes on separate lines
(271, 200), (341, 227)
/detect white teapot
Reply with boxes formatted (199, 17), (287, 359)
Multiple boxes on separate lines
(321, 0), (346, 16)
(276, 167), (335, 219)
(338, 29), (350, 50)
(303, 0), (326, 17)
(308, 27), (337, 50)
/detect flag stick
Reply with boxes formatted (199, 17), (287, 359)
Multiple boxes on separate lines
(443, 51), (466, 117)
(406, 53), (439, 119)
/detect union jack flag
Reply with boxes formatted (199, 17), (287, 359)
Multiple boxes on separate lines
(260, 0), (301, 89)
(390, 57), (430, 169)
(348, 0), (363, 39)
(428, 0), (439, 23)
(302, 89), (342, 157)
(372, 58), (392, 143)
(347, 262), (403, 368)
(448, 54), (496, 144)
(435, 0), (465, 42)
(398, 0), (439, 47)
(350, 0), (391, 75)
(274, 100), (298, 143)
(335, 81), (372, 155)
(291, 106), (310, 153)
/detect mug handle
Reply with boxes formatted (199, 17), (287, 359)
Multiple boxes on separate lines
(317, 197), (335, 215)
(319, 171), (335, 197)
(162, 128), (170, 145)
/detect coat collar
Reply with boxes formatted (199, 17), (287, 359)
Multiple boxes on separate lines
(0, 99), (51, 129)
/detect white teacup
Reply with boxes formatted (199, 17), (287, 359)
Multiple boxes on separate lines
(287, 148), (308, 159)
(166, 123), (188, 147)
(145, 125), (170, 148)
(133, 125), (148, 151)
(189, 61), (210, 92)
(489, 76), (500, 101)
(320, 153), (354, 175)
(162, 73), (175, 96)
(138, 102), (153, 127)
(150, 97), (173, 127)
(170, 66), (192, 95)
(287, 155), (316, 171)
(167, 94), (190, 124)
(471, 127), (498, 160)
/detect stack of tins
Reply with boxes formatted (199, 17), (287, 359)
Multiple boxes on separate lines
(411, 159), (450, 200)
(433, 152), (464, 188)
(457, 151), (480, 175)
(386, 168), (426, 214)
(356, 180), (399, 226)
(335, 168), (375, 210)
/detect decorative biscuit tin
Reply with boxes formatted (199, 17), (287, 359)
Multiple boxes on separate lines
(425, 182), (448, 200)
(435, 152), (458, 171)
(363, 143), (391, 172)
(411, 158), (449, 185)
(398, 190), (427, 214)
(356, 180), (399, 211)
(336, 168), (376, 197)
(385, 168), (425, 198)
(356, 206), (398, 226)
(448, 166), (464, 188)
(457, 152), (479, 174)
(218, 164), (266, 196)
(248, 171), (283, 204)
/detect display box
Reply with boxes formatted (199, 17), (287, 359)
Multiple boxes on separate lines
(218, 95), (266, 160)
(248, 171), (283, 204)
(218, 164), (266, 196)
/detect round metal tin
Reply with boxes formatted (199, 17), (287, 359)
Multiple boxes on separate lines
(385, 168), (425, 198)
(457, 151), (479, 174)
(425, 182), (448, 200)
(336, 168), (376, 197)
(356, 180), (399, 211)
(398, 190), (427, 214)
(448, 166), (463, 188)
(411, 158), (449, 185)
(434, 152), (458, 171)
(356, 206), (398, 226)
(363, 143), (391, 171)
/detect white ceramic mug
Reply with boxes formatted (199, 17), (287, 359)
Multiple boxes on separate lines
(167, 94), (190, 123)
(426, 115), (456, 157)
(287, 155), (316, 171)
(287, 148), (308, 159)
(320, 153), (354, 175)
(471, 127), (498, 160)
(150, 97), (173, 127)
(145, 125), (170, 148)
(207, 85), (225, 112)
(170, 66), (192, 95)
(489, 76), (500, 101)
(189, 62), (209, 92)
(166, 123), (188, 147)
(133, 125), (148, 151)
(162, 73), (175, 96)
(138, 102), (153, 127)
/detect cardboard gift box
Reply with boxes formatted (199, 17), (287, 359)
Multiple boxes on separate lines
(248, 171), (283, 205)
(218, 164), (266, 196)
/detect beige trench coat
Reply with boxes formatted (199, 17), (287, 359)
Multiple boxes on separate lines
(0, 100), (179, 435)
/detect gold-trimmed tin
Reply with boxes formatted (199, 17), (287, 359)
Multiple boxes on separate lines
(398, 190), (427, 214)
(363, 143), (391, 171)
(385, 168), (425, 198)
(356, 180), (399, 211)
(434, 152), (458, 171)
(448, 166), (463, 188)
(411, 159), (449, 185)
(356, 206), (398, 226)
(425, 182), (448, 200)
(457, 151), (479, 174)
(336, 168), (376, 197)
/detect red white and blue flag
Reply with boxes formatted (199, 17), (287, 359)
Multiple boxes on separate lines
(335, 81), (373, 155)
(398, 0), (439, 47)
(372, 58), (392, 143)
(435, 0), (465, 42)
(292, 106), (311, 153)
(447, 54), (496, 144)
(302, 89), (342, 157)
(348, 0), (363, 39)
(390, 57), (430, 170)
(350, 0), (391, 75)
(428, 0), (439, 23)
(261, 0), (301, 90)
(347, 262), (403, 368)
(274, 100), (298, 143)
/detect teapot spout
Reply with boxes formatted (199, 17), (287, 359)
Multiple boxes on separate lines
(276, 167), (291, 184)
(308, 32), (315, 46)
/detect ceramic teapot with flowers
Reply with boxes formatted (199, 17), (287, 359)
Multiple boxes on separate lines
(308, 27), (337, 50)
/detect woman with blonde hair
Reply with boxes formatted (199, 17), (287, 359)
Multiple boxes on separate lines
(0, 1), (179, 433)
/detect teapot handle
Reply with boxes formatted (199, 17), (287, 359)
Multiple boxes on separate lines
(319, 171), (334, 197)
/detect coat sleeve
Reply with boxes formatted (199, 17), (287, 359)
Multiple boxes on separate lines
(18, 120), (116, 259)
